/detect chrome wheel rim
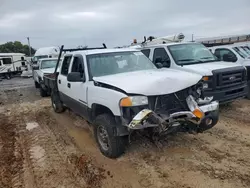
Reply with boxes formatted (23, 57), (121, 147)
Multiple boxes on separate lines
(97, 125), (109, 151)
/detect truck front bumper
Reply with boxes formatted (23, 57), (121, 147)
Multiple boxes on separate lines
(204, 83), (247, 104)
(127, 96), (219, 131)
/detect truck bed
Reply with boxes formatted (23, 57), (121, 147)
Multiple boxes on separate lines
(43, 73), (58, 90)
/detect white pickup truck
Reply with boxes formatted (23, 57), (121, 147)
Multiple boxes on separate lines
(136, 39), (248, 103)
(43, 46), (219, 158)
(33, 58), (60, 97)
(209, 44), (250, 98)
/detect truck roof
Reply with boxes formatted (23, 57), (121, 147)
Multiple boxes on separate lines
(137, 41), (197, 49)
(66, 48), (139, 56)
(35, 47), (60, 56)
(0, 53), (25, 56)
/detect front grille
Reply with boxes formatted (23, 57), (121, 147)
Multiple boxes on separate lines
(213, 67), (246, 90)
(148, 88), (189, 115)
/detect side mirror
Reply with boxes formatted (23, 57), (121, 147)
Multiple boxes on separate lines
(155, 62), (163, 68)
(223, 54), (237, 62)
(67, 72), (85, 82)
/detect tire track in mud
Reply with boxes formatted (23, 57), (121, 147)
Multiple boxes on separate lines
(0, 113), (24, 188)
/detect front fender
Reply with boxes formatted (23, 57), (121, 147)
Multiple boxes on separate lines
(87, 85), (127, 116)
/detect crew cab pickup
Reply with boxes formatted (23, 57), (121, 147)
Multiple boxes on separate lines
(209, 44), (250, 98)
(44, 46), (219, 158)
(138, 42), (248, 103)
(33, 58), (61, 97)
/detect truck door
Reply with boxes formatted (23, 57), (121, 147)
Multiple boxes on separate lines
(57, 55), (73, 107)
(67, 55), (88, 119)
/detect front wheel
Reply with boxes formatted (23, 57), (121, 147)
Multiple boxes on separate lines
(246, 85), (250, 99)
(94, 114), (127, 158)
(198, 111), (219, 132)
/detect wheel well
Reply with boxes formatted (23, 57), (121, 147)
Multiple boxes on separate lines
(92, 104), (114, 119)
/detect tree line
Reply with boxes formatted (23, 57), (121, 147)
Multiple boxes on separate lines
(0, 41), (36, 56)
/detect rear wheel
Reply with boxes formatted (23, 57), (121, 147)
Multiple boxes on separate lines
(39, 87), (47, 97)
(51, 91), (65, 113)
(34, 81), (40, 88)
(94, 114), (127, 158)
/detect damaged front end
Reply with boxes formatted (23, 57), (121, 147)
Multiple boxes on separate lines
(121, 85), (219, 135)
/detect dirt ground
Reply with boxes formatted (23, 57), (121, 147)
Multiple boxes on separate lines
(1, 77), (250, 188)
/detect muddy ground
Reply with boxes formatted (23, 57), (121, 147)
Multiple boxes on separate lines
(0, 77), (250, 188)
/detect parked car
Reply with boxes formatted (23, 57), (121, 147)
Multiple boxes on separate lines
(44, 46), (219, 158)
(33, 58), (61, 97)
(133, 35), (248, 103)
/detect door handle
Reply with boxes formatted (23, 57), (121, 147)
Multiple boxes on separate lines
(58, 79), (61, 84)
(67, 83), (71, 88)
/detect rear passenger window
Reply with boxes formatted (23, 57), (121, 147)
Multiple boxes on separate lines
(61, 56), (72, 76)
(141, 49), (150, 58)
(71, 56), (84, 78)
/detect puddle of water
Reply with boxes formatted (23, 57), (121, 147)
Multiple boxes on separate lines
(26, 122), (39, 130)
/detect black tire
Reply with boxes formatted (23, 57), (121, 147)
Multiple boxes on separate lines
(198, 111), (219, 132)
(39, 87), (47, 97)
(51, 91), (65, 113)
(93, 114), (127, 158)
(246, 85), (250, 100)
(34, 81), (40, 88)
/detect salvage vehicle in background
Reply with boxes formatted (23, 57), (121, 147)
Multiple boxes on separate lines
(33, 58), (61, 97)
(31, 46), (60, 68)
(0, 53), (28, 79)
(132, 33), (248, 104)
(196, 34), (250, 98)
(43, 45), (219, 158)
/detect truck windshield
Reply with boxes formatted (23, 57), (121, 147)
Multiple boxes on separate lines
(41, 60), (57, 69)
(168, 43), (218, 65)
(87, 51), (156, 77)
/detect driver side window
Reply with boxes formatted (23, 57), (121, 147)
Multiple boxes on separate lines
(153, 48), (171, 68)
(71, 56), (84, 79)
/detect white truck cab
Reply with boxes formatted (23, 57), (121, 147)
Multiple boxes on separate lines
(209, 44), (250, 66)
(43, 46), (219, 158)
(134, 35), (248, 103)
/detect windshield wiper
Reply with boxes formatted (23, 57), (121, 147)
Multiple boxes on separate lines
(200, 57), (214, 59)
(177, 59), (204, 63)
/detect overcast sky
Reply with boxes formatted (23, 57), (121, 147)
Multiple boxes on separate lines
(0, 0), (249, 49)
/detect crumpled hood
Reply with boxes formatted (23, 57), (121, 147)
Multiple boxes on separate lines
(40, 68), (55, 74)
(178, 61), (243, 76)
(93, 69), (202, 96)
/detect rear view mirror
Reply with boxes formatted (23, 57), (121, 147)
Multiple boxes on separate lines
(67, 72), (85, 82)
(223, 54), (237, 62)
